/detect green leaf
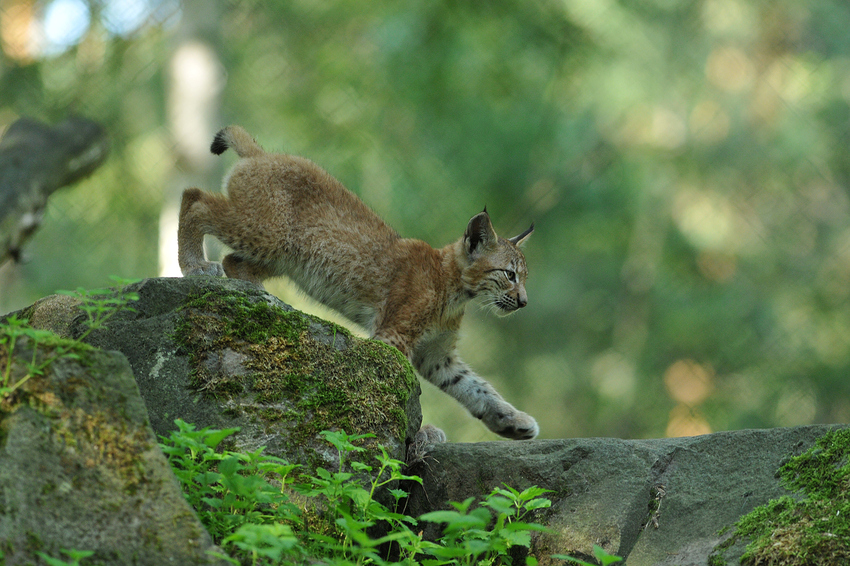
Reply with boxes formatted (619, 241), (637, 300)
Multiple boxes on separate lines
(524, 498), (552, 511)
(593, 544), (623, 565)
(420, 510), (489, 531)
(482, 494), (514, 516)
(389, 487), (409, 500)
(502, 521), (549, 533)
(35, 553), (73, 566)
(419, 510), (464, 524)
(218, 455), (241, 477)
(202, 427), (240, 448)
(350, 460), (372, 472)
(551, 555), (594, 566)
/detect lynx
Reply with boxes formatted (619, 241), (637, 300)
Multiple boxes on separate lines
(177, 126), (539, 440)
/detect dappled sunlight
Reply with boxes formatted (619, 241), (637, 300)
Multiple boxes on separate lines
(689, 99), (730, 145)
(664, 359), (714, 406)
(775, 383), (817, 427)
(0, 0), (180, 61)
(701, 0), (757, 38)
(664, 360), (715, 437)
(1, 0), (37, 61)
(666, 405), (712, 438)
(673, 188), (735, 251)
(591, 350), (636, 404)
(706, 46), (754, 93)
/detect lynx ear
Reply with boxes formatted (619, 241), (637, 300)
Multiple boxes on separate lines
(464, 210), (497, 256)
(508, 223), (534, 247)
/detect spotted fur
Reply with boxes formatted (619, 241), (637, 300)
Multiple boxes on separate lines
(178, 125), (538, 439)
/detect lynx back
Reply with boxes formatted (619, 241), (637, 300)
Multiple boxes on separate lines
(178, 125), (539, 439)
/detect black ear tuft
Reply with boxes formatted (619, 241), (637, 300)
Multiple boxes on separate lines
(210, 129), (229, 155)
(508, 223), (534, 247)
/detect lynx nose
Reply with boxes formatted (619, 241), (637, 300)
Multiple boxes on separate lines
(517, 295), (527, 308)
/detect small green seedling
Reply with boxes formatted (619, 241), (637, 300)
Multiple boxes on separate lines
(1, 277), (140, 400)
(35, 549), (95, 566)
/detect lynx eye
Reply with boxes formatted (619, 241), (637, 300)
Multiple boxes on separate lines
(504, 270), (517, 283)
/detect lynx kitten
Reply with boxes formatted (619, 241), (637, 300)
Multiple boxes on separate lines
(178, 126), (539, 439)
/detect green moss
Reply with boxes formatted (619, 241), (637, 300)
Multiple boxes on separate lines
(1, 336), (94, 416)
(715, 428), (850, 566)
(171, 288), (416, 463)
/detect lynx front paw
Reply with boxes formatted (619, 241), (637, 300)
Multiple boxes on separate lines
(182, 261), (225, 277)
(484, 407), (539, 440)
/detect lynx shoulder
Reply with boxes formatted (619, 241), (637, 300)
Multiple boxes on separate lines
(178, 125), (538, 439)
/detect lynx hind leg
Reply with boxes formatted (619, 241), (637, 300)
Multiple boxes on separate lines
(222, 253), (271, 286)
(406, 424), (447, 466)
(415, 423), (447, 444)
(177, 187), (225, 277)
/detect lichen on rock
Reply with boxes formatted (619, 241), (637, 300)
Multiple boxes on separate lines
(0, 336), (224, 565)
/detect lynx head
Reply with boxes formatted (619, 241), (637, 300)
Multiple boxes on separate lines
(461, 209), (533, 315)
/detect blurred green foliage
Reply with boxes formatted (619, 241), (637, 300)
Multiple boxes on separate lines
(1, 0), (849, 441)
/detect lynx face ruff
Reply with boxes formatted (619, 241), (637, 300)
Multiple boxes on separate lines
(178, 126), (538, 439)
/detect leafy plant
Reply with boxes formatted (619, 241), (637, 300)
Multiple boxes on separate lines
(0, 314), (61, 397)
(56, 276), (141, 342)
(159, 418), (303, 549)
(418, 485), (552, 566)
(160, 422), (554, 566)
(0, 277), (139, 400)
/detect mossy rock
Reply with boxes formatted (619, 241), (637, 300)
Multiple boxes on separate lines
(710, 428), (850, 566)
(17, 277), (422, 472)
(0, 337), (225, 565)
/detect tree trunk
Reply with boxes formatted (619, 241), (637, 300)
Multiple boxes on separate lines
(0, 117), (109, 266)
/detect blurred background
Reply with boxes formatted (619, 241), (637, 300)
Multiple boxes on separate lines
(1, 0), (849, 442)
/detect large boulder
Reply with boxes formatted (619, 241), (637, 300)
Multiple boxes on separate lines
(0, 335), (226, 565)
(405, 424), (848, 565)
(7, 277), (848, 565)
(19, 276), (422, 470)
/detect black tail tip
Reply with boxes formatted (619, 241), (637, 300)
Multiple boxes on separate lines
(210, 130), (229, 155)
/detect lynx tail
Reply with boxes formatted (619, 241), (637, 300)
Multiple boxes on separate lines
(210, 125), (265, 158)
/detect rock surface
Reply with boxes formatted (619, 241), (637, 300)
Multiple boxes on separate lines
(0, 337), (225, 565)
(5, 277), (847, 565)
(19, 277), (422, 470)
(405, 424), (847, 565)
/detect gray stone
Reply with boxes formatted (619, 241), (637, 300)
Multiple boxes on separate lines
(8, 276), (847, 565)
(405, 425), (847, 565)
(0, 339), (225, 565)
(19, 276), (422, 470)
